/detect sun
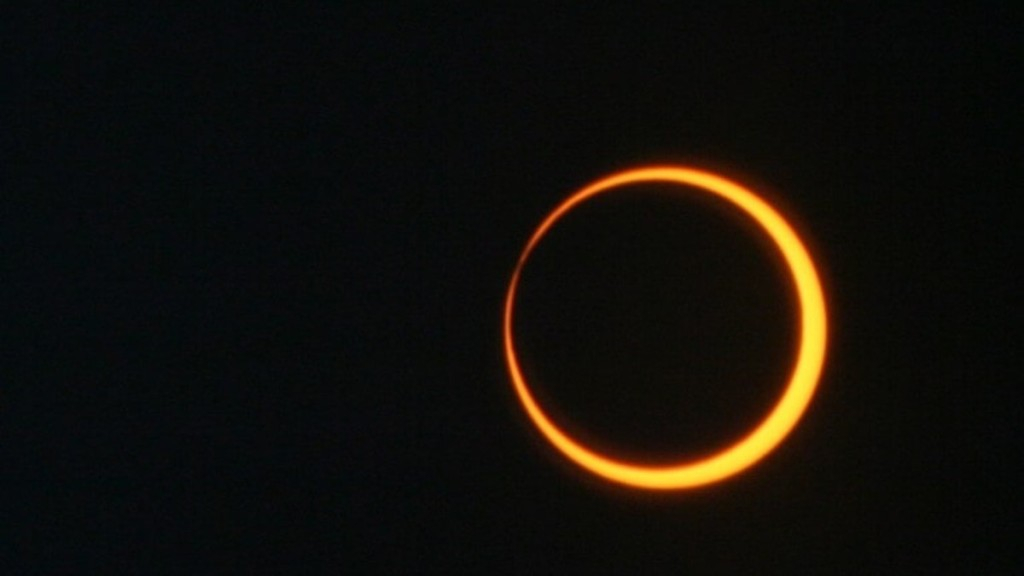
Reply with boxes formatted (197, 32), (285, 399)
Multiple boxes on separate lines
(502, 166), (828, 490)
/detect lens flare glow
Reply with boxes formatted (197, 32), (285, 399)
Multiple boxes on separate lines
(503, 166), (827, 490)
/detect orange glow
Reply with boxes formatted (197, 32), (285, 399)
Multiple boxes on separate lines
(503, 166), (827, 490)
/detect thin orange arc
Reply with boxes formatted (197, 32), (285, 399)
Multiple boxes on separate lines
(502, 166), (828, 490)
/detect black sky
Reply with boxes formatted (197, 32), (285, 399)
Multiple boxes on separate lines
(3, 3), (1021, 573)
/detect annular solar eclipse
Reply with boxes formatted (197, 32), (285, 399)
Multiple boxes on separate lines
(502, 166), (827, 490)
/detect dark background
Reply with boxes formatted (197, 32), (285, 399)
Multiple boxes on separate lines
(3, 3), (1020, 573)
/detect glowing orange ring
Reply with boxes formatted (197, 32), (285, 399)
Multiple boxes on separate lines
(503, 166), (827, 490)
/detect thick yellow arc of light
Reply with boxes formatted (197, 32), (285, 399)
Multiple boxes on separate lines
(503, 166), (827, 490)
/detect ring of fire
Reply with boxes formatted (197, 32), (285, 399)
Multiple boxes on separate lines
(503, 166), (827, 490)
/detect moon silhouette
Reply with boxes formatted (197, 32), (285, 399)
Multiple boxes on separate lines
(503, 166), (828, 490)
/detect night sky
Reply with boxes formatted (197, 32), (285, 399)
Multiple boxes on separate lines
(4, 3), (1021, 573)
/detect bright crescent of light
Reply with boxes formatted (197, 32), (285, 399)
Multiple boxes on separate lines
(502, 166), (828, 490)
